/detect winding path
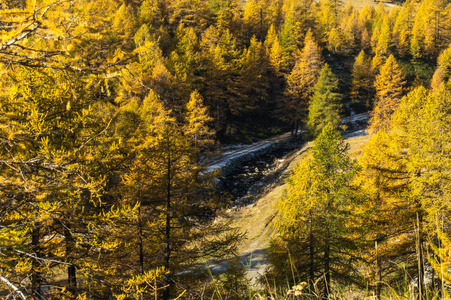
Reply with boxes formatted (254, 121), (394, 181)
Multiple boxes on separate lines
(206, 126), (370, 286)
(205, 112), (369, 174)
(205, 132), (292, 173)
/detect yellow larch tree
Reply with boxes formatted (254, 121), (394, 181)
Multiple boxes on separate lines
(405, 87), (451, 228)
(339, 4), (359, 53)
(269, 35), (284, 74)
(437, 44), (451, 86)
(375, 15), (391, 57)
(390, 85), (451, 297)
(392, 0), (415, 57)
(327, 27), (344, 53)
(361, 27), (372, 50)
(209, 0), (241, 34)
(316, 0), (339, 43)
(370, 54), (406, 133)
(370, 27), (381, 53)
(184, 90), (215, 152)
(239, 36), (271, 117)
(269, 124), (366, 297)
(360, 85), (451, 298)
(167, 0), (210, 31)
(284, 30), (323, 135)
(118, 91), (238, 299)
(0, 0), (141, 298)
(410, 0), (451, 60)
(170, 26), (202, 99)
(242, 0), (274, 41)
(351, 50), (374, 108)
(357, 3), (374, 34)
(265, 24), (284, 73)
(280, 0), (316, 59)
(358, 126), (424, 299)
(430, 67), (446, 91)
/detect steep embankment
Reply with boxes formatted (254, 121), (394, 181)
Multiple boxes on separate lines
(225, 130), (370, 284)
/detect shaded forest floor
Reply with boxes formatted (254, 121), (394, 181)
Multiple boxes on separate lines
(220, 130), (370, 284)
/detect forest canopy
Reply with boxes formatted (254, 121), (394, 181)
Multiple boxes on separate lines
(1, 0), (451, 299)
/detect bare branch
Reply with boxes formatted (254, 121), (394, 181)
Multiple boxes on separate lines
(0, 50), (136, 74)
(34, 33), (76, 42)
(0, 22), (41, 52)
(0, 275), (26, 300)
(0, 158), (68, 171)
(9, 43), (65, 56)
(76, 115), (117, 154)
(0, 247), (76, 267)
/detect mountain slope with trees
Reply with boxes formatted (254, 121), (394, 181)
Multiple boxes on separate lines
(1, 0), (451, 299)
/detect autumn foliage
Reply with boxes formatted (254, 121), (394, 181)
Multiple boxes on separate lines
(1, 0), (451, 299)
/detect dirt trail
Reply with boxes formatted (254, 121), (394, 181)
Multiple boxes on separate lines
(205, 132), (292, 172)
(205, 113), (369, 174)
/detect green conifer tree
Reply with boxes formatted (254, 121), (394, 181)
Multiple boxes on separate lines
(307, 64), (342, 138)
(269, 124), (365, 297)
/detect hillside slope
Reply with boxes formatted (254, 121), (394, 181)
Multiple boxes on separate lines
(228, 130), (370, 284)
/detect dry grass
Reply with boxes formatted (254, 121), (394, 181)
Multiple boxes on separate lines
(229, 142), (311, 251)
(347, 132), (370, 157)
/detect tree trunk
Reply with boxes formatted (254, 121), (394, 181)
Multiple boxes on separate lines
(138, 205), (145, 300)
(324, 229), (330, 299)
(259, 8), (263, 41)
(417, 211), (425, 300)
(375, 174), (382, 300)
(376, 241), (381, 300)
(309, 213), (315, 292)
(31, 225), (41, 298)
(138, 205), (144, 276)
(65, 227), (77, 295)
(163, 141), (172, 300)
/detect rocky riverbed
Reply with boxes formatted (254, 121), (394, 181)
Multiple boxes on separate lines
(217, 138), (303, 208)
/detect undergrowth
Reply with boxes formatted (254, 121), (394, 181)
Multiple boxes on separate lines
(201, 258), (450, 300)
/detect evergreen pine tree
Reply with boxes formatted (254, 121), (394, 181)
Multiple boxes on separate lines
(279, 12), (298, 67)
